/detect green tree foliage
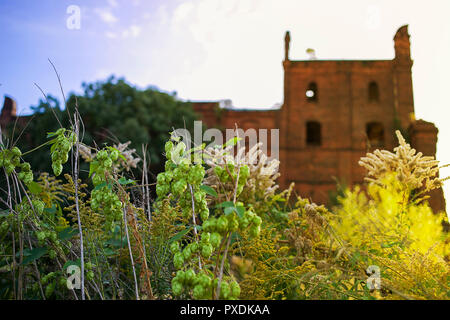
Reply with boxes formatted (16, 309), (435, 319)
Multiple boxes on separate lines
(12, 76), (199, 175)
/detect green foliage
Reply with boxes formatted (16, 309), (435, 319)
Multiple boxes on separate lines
(12, 76), (199, 175)
(89, 147), (124, 232)
(0, 147), (33, 185)
(0, 108), (448, 300)
(48, 128), (76, 176)
(155, 135), (259, 300)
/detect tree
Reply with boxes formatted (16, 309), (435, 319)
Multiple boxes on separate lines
(12, 76), (199, 177)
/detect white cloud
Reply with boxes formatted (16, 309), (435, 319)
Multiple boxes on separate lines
(156, 5), (169, 26)
(172, 1), (195, 26)
(105, 31), (118, 39)
(107, 0), (118, 8)
(142, 12), (151, 20)
(95, 7), (118, 24)
(122, 25), (141, 38)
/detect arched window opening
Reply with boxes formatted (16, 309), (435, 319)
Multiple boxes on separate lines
(306, 82), (318, 102)
(306, 121), (321, 146)
(368, 81), (379, 102)
(366, 122), (384, 148)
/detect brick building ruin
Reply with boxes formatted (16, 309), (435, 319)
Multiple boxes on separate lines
(192, 25), (446, 213)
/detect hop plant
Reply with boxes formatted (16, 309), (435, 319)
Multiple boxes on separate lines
(155, 135), (258, 300)
(48, 128), (76, 176)
(88, 147), (123, 231)
(0, 147), (34, 185)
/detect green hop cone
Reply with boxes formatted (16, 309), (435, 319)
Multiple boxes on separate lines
(91, 174), (101, 186)
(165, 141), (174, 154)
(18, 171), (25, 181)
(23, 171), (33, 185)
(239, 165), (249, 179)
(201, 243), (213, 259)
(37, 231), (46, 242)
(173, 252), (184, 269)
(173, 167), (182, 180)
(157, 173), (166, 184)
(172, 278), (183, 296)
(110, 149), (119, 161)
(183, 247), (192, 260)
(156, 184), (166, 198)
(51, 151), (59, 162)
(52, 162), (63, 176)
(11, 147), (22, 157)
(59, 277), (67, 287)
(49, 250), (56, 259)
(11, 155), (20, 167)
(50, 232), (57, 242)
(193, 284), (205, 299)
(176, 270), (186, 284)
(240, 217), (249, 229)
(61, 152), (69, 164)
(87, 271), (95, 281)
(227, 214), (239, 232)
(32, 200), (45, 214)
(193, 191), (202, 203)
(20, 162), (31, 172)
(41, 274), (49, 285)
(45, 282), (55, 297)
(190, 242), (199, 253)
(90, 198), (99, 210)
(252, 215), (262, 227)
(199, 274), (211, 288)
(249, 225), (260, 238)
(214, 166), (223, 177)
(210, 232), (222, 248)
(170, 241), (180, 254)
(5, 164), (15, 175)
(201, 232), (210, 244)
(0, 221), (9, 233)
(185, 269), (196, 285)
(97, 150), (108, 160)
(230, 281), (241, 299)
(217, 216), (228, 233)
(202, 219), (212, 232)
(103, 158), (113, 169)
(200, 208), (209, 221)
(220, 281), (230, 299)
(165, 170), (173, 181)
(172, 179), (187, 196)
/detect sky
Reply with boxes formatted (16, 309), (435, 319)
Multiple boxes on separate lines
(0, 0), (450, 213)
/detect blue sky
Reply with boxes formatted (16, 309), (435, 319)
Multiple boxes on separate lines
(1, 0), (450, 213)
